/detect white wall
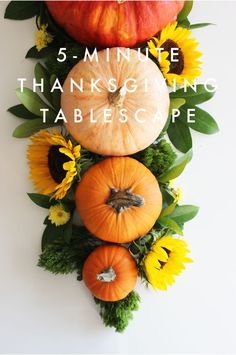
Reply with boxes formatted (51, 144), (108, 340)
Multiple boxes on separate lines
(0, 1), (236, 353)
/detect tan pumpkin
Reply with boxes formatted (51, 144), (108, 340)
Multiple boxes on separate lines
(75, 157), (162, 243)
(61, 48), (170, 156)
(83, 245), (138, 302)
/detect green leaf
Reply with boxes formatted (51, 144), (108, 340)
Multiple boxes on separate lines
(178, 18), (190, 29)
(170, 84), (216, 106)
(13, 118), (58, 138)
(158, 216), (183, 236)
(4, 1), (40, 20)
(167, 118), (192, 153)
(26, 46), (57, 59)
(169, 205), (199, 224)
(160, 200), (178, 218)
(64, 219), (73, 243)
(177, 1), (193, 21)
(160, 187), (175, 208)
(27, 193), (51, 209)
(190, 23), (215, 29)
(8, 104), (38, 119)
(169, 98), (186, 115)
(34, 63), (52, 105)
(16, 88), (55, 120)
(50, 74), (61, 111)
(41, 224), (63, 251)
(44, 216), (50, 225)
(159, 149), (193, 183)
(181, 106), (219, 134)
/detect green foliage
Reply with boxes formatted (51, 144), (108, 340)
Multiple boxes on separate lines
(180, 106), (219, 134)
(168, 118), (192, 153)
(129, 229), (164, 270)
(168, 205), (199, 224)
(26, 46), (57, 60)
(10, 63), (64, 138)
(169, 98), (186, 115)
(94, 291), (141, 333)
(38, 241), (78, 274)
(8, 104), (38, 120)
(38, 225), (104, 279)
(27, 193), (51, 209)
(170, 84), (216, 106)
(45, 45), (86, 83)
(159, 149), (193, 183)
(135, 139), (177, 177)
(158, 216), (183, 236)
(168, 85), (218, 152)
(178, 18), (190, 29)
(4, 1), (41, 20)
(177, 1), (193, 21)
(12, 118), (57, 138)
(16, 87), (54, 118)
(34, 63), (53, 105)
(177, 0), (193, 28)
(190, 23), (215, 29)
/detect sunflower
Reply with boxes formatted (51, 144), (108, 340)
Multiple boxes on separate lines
(27, 129), (81, 200)
(144, 236), (192, 290)
(148, 22), (202, 87)
(48, 204), (70, 226)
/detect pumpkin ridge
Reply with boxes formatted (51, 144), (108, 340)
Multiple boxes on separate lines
(62, 48), (170, 156)
(76, 157), (162, 243)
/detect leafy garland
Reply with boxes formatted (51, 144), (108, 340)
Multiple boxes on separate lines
(5, 1), (218, 332)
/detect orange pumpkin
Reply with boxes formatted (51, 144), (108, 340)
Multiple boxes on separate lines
(83, 245), (138, 302)
(75, 157), (162, 243)
(46, 1), (184, 48)
(62, 47), (170, 156)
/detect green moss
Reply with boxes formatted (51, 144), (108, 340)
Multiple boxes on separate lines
(94, 291), (141, 332)
(38, 242), (77, 274)
(136, 139), (177, 177)
(38, 226), (104, 278)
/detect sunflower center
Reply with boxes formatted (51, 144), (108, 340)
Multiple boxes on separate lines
(48, 145), (71, 184)
(162, 39), (184, 75)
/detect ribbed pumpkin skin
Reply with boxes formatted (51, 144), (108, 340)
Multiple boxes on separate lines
(62, 48), (170, 156)
(46, 1), (184, 48)
(83, 245), (138, 301)
(76, 157), (162, 244)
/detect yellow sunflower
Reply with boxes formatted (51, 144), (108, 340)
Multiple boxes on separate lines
(27, 129), (81, 200)
(48, 204), (70, 226)
(148, 22), (202, 87)
(144, 236), (192, 290)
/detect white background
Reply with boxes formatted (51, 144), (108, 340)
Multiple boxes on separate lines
(0, 1), (236, 354)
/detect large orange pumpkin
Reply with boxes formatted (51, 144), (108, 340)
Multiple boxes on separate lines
(46, 1), (184, 48)
(62, 47), (170, 156)
(76, 157), (162, 243)
(83, 245), (138, 301)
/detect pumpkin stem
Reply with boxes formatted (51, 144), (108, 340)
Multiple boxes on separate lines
(106, 188), (144, 214)
(108, 86), (126, 108)
(96, 267), (116, 282)
(117, 0), (126, 3)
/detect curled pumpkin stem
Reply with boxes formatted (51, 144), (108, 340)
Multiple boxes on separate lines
(96, 266), (116, 282)
(106, 188), (144, 213)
